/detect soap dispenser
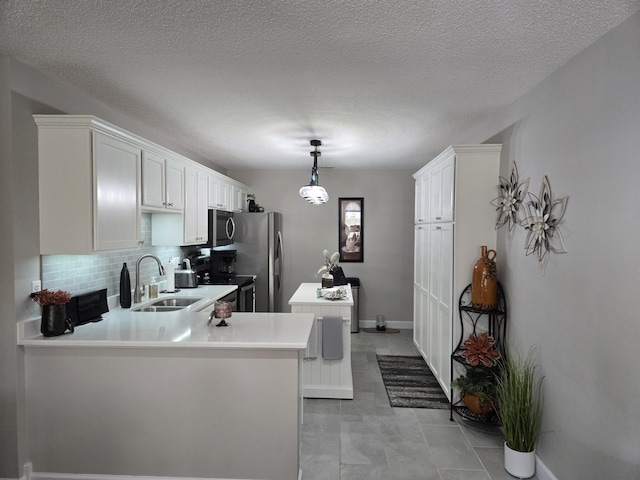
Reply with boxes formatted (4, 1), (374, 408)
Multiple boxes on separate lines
(119, 262), (132, 308)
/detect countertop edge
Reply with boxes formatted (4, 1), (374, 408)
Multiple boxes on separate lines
(18, 339), (310, 350)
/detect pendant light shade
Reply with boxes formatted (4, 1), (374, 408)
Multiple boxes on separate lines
(300, 139), (328, 204)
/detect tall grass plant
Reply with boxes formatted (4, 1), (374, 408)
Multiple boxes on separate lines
(496, 346), (544, 453)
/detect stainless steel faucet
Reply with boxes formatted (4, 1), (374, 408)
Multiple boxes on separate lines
(134, 254), (166, 303)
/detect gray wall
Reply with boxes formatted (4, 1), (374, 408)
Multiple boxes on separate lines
(0, 56), (21, 479)
(462, 11), (640, 479)
(227, 169), (416, 325)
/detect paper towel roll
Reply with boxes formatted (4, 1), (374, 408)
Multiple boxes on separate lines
(165, 261), (175, 292)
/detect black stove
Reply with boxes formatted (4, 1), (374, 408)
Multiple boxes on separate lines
(189, 253), (256, 312)
(200, 275), (255, 288)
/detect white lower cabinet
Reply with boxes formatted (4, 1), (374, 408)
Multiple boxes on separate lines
(413, 145), (502, 400)
(34, 116), (142, 254)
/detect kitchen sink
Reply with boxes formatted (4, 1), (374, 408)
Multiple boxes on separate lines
(133, 306), (184, 312)
(146, 297), (202, 307)
(131, 297), (203, 312)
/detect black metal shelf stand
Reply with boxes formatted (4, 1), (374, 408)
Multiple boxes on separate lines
(450, 283), (506, 432)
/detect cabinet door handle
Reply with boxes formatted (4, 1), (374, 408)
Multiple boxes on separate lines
(167, 202), (173, 207)
(436, 226), (442, 230)
(435, 216), (442, 220)
(138, 240), (145, 245)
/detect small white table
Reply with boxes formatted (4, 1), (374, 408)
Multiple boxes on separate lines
(289, 283), (354, 399)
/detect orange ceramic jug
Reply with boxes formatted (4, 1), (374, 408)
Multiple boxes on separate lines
(471, 246), (498, 310)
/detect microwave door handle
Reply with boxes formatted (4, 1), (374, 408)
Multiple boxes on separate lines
(226, 217), (235, 240)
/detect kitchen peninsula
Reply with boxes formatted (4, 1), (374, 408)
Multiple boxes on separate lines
(18, 286), (314, 480)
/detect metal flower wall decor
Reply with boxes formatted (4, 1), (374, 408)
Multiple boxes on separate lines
(491, 162), (529, 235)
(520, 175), (568, 269)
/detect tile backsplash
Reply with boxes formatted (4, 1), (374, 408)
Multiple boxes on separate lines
(41, 214), (200, 298)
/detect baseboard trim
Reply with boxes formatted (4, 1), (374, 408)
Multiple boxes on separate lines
(303, 385), (353, 399)
(536, 456), (559, 480)
(30, 474), (253, 480)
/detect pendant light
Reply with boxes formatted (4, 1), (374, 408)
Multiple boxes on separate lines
(299, 139), (329, 204)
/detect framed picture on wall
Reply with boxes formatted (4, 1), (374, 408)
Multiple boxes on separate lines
(339, 197), (363, 262)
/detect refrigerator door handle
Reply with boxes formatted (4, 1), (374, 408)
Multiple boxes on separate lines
(275, 230), (283, 291)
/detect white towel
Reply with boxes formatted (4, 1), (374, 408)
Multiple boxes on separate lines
(322, 316), (343, 360)
(305, 318), (318, 359)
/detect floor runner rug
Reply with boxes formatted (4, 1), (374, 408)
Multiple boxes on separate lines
(377, 355), (449, 409)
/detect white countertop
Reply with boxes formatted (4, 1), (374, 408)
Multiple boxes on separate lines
(288, 282), (354, 306)
(19, 285), (314, 350)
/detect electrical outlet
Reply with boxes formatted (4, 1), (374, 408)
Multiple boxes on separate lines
(31, 280), (42, 293)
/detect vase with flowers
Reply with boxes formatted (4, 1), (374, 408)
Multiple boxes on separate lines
(317, 250), (340, 288)
(32, 288), (74, 337)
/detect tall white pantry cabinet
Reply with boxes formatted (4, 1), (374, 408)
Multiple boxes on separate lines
(413, 145), (502, 400)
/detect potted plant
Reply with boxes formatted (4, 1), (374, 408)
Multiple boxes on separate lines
(452, 332), (501, 415)
(32, 288), (74, 337)
(495, 347), (544, 479)
(451, 367), (497, 416)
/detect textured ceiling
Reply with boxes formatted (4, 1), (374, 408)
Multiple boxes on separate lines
(1, 0), (639, 170)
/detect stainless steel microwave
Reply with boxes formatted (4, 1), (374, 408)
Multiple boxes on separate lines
(207, 209), (235, 247)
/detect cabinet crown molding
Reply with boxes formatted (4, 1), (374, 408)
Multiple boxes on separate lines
(32, 114), (239, 184)
(413, 144), (503, 179)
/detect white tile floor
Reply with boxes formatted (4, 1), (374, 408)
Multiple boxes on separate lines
(300, 329), (539, 480)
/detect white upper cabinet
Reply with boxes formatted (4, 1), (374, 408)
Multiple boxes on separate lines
(141, 151), (184, 212)
(93, 132), (142, 251)
(230, 183), (247, 212)
(183, 166), (208, 245)
(35, 114), (249, 252)
(414, 174), (429, 224)
(183, 166), (198, 244)
(428, 153), (455, 223)
(34, 115), (142, 254)
(208, 173), (230, 210)
(153, 166), (209, 246)
(196, 170), (209, 241)
(208, 174), (248, 212)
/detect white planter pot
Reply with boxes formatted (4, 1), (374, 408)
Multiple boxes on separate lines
(504, 442), (536, 479)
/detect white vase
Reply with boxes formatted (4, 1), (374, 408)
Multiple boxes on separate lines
(504, 442), (536, 479)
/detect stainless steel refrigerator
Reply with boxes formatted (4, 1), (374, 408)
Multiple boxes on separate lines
(232, 212), (284, 312)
